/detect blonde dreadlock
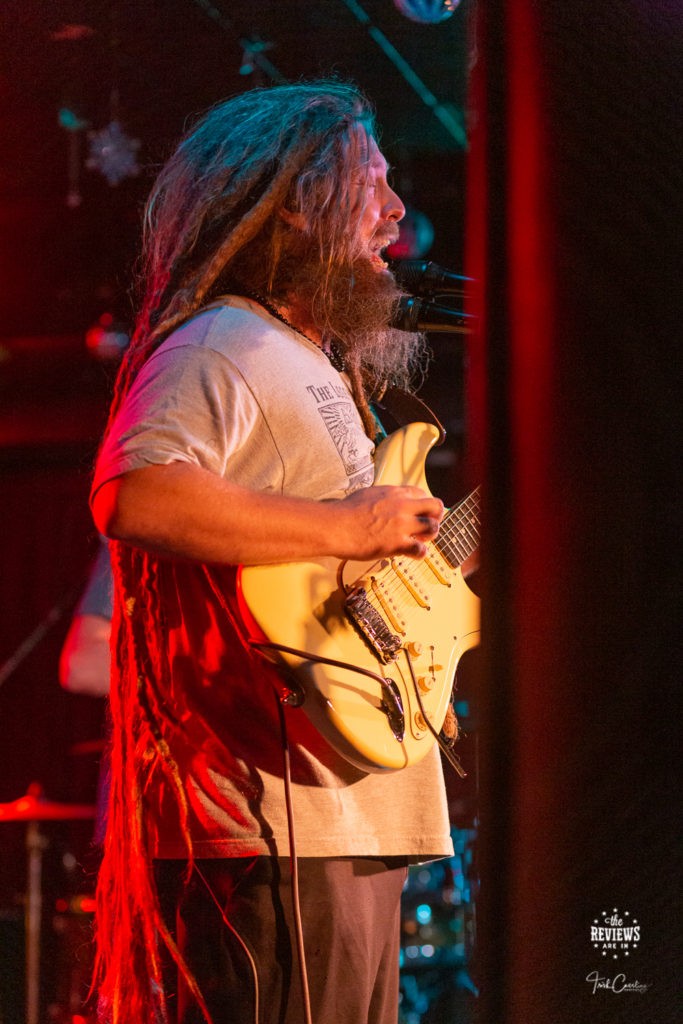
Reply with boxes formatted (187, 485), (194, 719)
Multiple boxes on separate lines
(109, 80), (379, 429)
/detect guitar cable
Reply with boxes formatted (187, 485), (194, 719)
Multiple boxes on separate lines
(274, 691), (314, 1024)
(244, 636), (464, 1024)
(249, 638), (465, 777)
(248, 639), (406, 725)
(193, 862), (261, 1024)
(191, 692), (314, 1024)
(247, 636), (414, 1024)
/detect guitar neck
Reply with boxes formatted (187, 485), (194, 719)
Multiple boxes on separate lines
(433, 487), (480, 569)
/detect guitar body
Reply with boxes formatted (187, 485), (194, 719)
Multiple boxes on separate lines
(237, 422), (480, 772)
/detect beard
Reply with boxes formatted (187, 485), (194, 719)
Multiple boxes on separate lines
(269, 231), (429, 396)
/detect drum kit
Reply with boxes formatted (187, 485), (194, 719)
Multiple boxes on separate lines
(399, 823), (478, 1023)
(0, 781), (95, 1024)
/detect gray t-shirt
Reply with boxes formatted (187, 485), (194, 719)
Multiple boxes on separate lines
(93, 297), (453, 861)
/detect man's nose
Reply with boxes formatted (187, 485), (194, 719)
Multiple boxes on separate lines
(383, 186), (405, 223)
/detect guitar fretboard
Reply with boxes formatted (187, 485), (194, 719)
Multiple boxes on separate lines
(433, 487), (480, 569)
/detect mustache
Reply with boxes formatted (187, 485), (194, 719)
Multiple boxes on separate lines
(370, 225), (400, 249)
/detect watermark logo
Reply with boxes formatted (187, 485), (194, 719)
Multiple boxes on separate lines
(585, 972), (650, 995)
(591, 908), (640, 960)
(585, 907), (650, 997)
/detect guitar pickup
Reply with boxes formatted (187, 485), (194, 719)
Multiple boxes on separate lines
(345, 586), (402, 663)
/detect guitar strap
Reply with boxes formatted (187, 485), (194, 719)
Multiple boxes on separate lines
(371, 386), (447, 445)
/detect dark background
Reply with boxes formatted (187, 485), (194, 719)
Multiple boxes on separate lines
(0, 2), (473, 1014)
(0, 0), (470, 337)
(2, 3), (680, 1024)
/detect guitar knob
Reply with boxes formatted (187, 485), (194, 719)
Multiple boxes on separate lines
(405, 641), (423, 658)
(417, 675), (432, 692)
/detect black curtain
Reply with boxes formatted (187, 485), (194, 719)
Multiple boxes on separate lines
(466, 2), (681, 1021)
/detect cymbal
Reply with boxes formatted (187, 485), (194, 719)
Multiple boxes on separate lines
(0, 784), (95, 822)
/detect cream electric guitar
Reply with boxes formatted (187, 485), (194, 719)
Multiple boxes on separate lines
(237, 422), (480, 773)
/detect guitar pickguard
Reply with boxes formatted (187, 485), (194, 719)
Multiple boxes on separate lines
(237, 422), (480, 772)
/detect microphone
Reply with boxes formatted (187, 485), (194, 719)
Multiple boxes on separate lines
(391, 296), (475, 334)
(390, 259), (472, 297)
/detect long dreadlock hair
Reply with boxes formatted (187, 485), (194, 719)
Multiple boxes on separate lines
(93, 80), (420, 1023)
(108, 78), (396, 436)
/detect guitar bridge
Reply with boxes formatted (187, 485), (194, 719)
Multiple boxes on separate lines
(345, 586), (402, 663)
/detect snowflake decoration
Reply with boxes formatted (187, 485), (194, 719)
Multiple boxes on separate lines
(86, 121), (140, 186)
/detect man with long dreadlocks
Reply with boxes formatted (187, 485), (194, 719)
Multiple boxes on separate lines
(90, 81), (454, 1023)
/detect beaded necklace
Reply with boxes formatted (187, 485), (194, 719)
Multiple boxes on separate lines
(245, 291), (345, 373)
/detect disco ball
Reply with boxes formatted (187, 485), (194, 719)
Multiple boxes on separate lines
(393, 0), (461, 25)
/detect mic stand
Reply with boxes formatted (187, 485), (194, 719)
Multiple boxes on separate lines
(25, 817), (48, 1024)
(0, 583), (84, 691)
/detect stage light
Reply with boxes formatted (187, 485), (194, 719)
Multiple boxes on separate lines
(386, 206), (434, 260)
(85, 313), (129, 360)
(393, 0), (461, 25)
(416, 903), (432, 924)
